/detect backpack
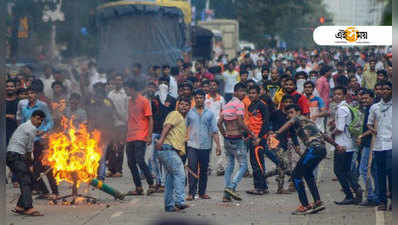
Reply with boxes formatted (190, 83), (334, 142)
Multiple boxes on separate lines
(343, 103), (364, 140)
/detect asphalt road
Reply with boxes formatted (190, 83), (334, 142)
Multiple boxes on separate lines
(6, 150), (392, 225)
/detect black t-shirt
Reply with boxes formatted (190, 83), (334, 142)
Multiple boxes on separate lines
(263, 81), (281, 99)
(360, 106), (372, 148)
(151, 95), (176, 134)
(6, 98), (18, 144)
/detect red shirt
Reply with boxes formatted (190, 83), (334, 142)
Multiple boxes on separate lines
(195, 71), (214, 81)
(127, 94), (152, 142)
(288, 91), (310, 115)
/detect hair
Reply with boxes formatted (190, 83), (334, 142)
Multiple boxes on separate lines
(162, 65), (170, 70)
(32, 109), (46, 118)
(240, 70), (249, 76)
(31, 79), (44, 93)
(70, 93), (81, 100)
(377, 69), (387, 77)
(309, 70), (318, 76)
(320, 65), (332, 75)
(201, 80), (210, 86)
(382, 80), (392, 89)
(133, 63), (142, 69)
(333, 86), (347, 95)
(193, 89), (206, 97)
(181, 80), (193, 90)
(158, 76), (170, 85)
(347, 67), (357, 74)
(209, 79), (220, 86)
(170, 66), (179, 76)
(248, 84), (261, 93)
(281, 94), (295, 103)
(51, 81), (65, 89)
(280, 74), (290, 82)
(304, 80), (315, 88)
(26, 87), (38, 93)
(187, 76), (198, 84)
(295, 71), (308, 80)
(285, 77), (296, 85)
(234, 82), (247, 92)
(178, 97), (192, 105)
(285, 104), (301, 112)
(360, 89), (375, 98)
(153, 65), (160, 70)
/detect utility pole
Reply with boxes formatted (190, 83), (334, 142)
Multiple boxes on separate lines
(0, 0), (6, 224)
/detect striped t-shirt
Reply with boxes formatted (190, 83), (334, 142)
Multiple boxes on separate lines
(221, 97), (245, 121)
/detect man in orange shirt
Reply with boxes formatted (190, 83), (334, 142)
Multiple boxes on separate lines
(124, 79), (156, 196)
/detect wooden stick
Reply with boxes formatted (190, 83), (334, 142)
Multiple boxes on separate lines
(365, 119), (377, 200)
(185, 165), (199, 179)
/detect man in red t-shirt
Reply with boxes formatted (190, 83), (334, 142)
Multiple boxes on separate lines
(283, 78), (310, 116)
(124, 79), (156, 196)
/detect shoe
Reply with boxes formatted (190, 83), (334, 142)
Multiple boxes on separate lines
(353, 189), (363, 204)
(224, 188), (242, 201)
(216, 170), (225, 176)
(126, 188), (144, 196)
(186, 195), (194, 201)
(199, 194), (211, 199)
(246, 189), (265, 195)
(309, 201), (326, 214)
(334, 198), (355, 205)
(288, 182), (296, 192)
(165, 207), (178, 212)
(359, 200), (380, 207)
(157, 185), (165, 193)
(146, 185), (157, 196)
(377, 204), (387, 211)
(291, 205), (312, 215)
(175, 204), (190, 210)
(276, 189), (291, 194)
(222, 192), (232, 202)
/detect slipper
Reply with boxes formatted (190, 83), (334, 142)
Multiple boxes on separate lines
(246, 190), (264, 195)
(125, 190), (143, 196)
(23, 210), (44, 217)
(11, 209), (24, 215)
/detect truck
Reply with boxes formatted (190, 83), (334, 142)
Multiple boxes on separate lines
(198, 19), (239, 59)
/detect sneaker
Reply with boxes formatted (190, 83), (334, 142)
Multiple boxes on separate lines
(222, 192), (232, 202)
(359, 200), (380, 207)
(377, 204), (387, 211)
(334, 198), (355, 205)
(353, 189), (363, 204)
(292, 205), (312, 215)
(224, 188), (242, 201)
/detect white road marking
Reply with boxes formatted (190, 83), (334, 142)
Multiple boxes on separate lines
(375, 207), (385, 225)
(110, 211), (123, 218)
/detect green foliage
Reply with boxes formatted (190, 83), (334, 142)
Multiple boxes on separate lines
(382, 0), (392, 25)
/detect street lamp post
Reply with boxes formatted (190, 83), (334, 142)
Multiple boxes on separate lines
(42, 0), (64, 61)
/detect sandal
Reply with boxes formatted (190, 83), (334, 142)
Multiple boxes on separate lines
(12, 208), (25, 215)
(23, 209), (44, 217)
(147, 186), (157, 196)
(126, 189), (144, 196)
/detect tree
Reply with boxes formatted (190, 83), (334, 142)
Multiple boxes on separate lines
(381, 0), (392, 25)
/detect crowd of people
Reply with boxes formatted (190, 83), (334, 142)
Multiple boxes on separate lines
(5, 46), (392, 216)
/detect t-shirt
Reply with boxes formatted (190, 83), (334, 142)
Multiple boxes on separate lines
(264, 81), (281, 99)
(289, 115), (323, 147)
(221, 97), (245, 121)
(287, 91), (311, 115)
(6, 99), (18, 144)
(222, 70), (240, 94)
(127, 94), (152, 142)
(247, 99), (270, 138)
(164, 111), (187, 154)
(308, 95), (326, 132)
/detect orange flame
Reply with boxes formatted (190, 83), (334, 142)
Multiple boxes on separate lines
(42, 117), (102, 188)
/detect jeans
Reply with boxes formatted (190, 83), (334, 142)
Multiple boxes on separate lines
(334, 151), (361, 199)
(156, 144), (185, 210)
(150, 134), (164, 185)
(187, 147), (210, 196)
(292, 145), (326, 207)
(359, 147), (379, 202)
(374, 150), (392, 205)
(224, 138), (248, 190)
(6, 152), (34, 210)
(126, 141), (154, 188)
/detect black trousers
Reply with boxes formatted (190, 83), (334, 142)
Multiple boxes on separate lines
(6, 152), (34, 210)
(32, 141), (58, 195)
(126, 141), (153, 188)
(106, 143), (124, 174)
(248, 141), (267, 191)
(292, 145), (326, 207)
(333, 151), (361, 199)
(187, 147), (210, 196)
(374, 150), (392, 205)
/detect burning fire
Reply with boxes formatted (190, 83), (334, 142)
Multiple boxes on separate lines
(43, 117), (102, 187)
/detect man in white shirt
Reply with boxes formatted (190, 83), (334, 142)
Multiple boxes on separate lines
(6, 110), (46, 216)
(367, 81), (392, 211)
(205, 80), (226, 176)
(332, 86), (362, 206)
(107, 74), (129, 177)
(222, 61), (239, 102)
(40, 65), (54, 99)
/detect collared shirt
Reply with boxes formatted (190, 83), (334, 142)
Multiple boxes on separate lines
(186, 107), (218, 150)
(361, 70), (377, 89)
(108, 88), (129, 127)
(204, 93), (225, 121)
(221, 97), (245, 121)
(368, 99), (392, 151)
(40, 75), (54, 99)
(169, 76), (178, 98)
(7, 120), (37, 155)
(335, 101), (355, 152)
(16, 99), (53, 141)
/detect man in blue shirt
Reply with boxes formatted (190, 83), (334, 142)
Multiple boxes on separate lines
(186, 89), (221, 201)
(16, 87), (56, 199)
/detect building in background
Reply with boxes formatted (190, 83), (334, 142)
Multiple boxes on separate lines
(323, 0), (385, 25)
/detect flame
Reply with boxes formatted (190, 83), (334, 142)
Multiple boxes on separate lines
(43, 117), (102, 188)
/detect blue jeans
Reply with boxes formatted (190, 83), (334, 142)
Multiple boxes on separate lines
(156, 144), (185, 210)
(98, 144), (109, 180)
(150, 134), (164, 185)
(359, 147), (379, 202)
(224, 138), (248, 190)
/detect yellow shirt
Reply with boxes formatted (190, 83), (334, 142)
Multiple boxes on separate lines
(164, 111), (187, 155)
(273, 88), (285, 108)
